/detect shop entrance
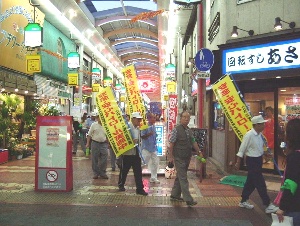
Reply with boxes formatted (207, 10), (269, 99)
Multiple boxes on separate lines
(244, 87), (300, 172)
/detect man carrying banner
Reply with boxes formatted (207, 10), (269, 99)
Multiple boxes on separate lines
(118, 112), (148, 196)
(234, 115), (279, 214)
(86, 113), (109, 180)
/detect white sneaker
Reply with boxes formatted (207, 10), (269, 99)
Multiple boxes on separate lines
(239, 201), (254, 209)
(150, 178), (160, 184)
(265, 203), (279, 214)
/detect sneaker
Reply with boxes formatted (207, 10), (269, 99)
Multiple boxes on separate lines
(265, 203), (279, 214)
(119, 186), (125, 192)
(239, 201), (254, 209)
(99, 175), (109, 179)
(136, 190), (148, 196)
(170, 196), (184, 202)
(150, 178), (160, 184)
(186, 200), (197, 207)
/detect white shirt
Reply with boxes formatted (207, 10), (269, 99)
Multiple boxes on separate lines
(123, 122), (140, 156)
(236, 128), (264, 158)
(87, 122), (106, 143)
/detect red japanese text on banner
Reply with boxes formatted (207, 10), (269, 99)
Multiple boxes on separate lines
(212, 75), (252, 141)
(96, 87), (134, 157)
(122, 64), (148, 130)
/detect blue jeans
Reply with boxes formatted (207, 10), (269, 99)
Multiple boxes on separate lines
(286, 212), (300, 226)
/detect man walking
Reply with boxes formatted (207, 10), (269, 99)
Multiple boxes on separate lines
(141, 112), (160, 184)
(235, 115), (279, 214)
(86, 113), (109, 179)
(168, 111), (203, 207)
(118, 112), (148, 196)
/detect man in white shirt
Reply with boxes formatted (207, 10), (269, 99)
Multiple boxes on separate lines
(235, 115), (279, 214)
(86, 113), (108, 179)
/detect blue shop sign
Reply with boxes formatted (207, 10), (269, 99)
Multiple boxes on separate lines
(195, 48), (214, 72)
(155, 125), (164, 156)
(222, 38), (300, 74)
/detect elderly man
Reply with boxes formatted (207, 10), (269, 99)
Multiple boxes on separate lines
(86, 113), (109, 180)
(168, 111), (203, 207)
(118, 112), (148, 196)
(235, 115), (279, 214)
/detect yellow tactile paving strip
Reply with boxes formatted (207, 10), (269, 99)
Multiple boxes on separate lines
(0, 188), (241, 207)
(0, 155), (242, 207)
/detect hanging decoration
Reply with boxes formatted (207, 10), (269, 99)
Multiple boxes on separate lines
(130, 7), (184, 23)
(131, 9), (165, 23)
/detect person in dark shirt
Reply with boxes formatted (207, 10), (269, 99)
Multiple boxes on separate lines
(72, 117), (86, 155)
(276, 118), (300, 225)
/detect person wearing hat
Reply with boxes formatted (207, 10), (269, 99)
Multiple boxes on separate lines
(141, 112), (160, 184)
(86, 112), (97, 132)
(86, 113), (109, 179)
(118, 112), (148, 196)
(235, 115), (279, 214)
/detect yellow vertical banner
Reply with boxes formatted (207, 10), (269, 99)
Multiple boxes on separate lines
(96, 87), (135, 157)
(212, 74), (252, 141)
(122, 64), (148, 130)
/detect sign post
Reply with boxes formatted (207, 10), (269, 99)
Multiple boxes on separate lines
(35, 116), (73, 192)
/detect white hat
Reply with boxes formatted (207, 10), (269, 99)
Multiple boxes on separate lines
(131, 112), (143, 119)
(251, 115), (268, 124)
(91, 112), (98, 117)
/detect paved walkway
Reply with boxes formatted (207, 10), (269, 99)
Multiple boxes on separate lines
(0, 152), (281, 226)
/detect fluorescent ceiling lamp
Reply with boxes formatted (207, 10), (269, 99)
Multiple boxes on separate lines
(114, 37), (158, 43)
(113, 41), (157, 47)
(99, 19), (155, 27)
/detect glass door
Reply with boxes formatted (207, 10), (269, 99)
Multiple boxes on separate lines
(278, 87), (300, 170)
(244, 92), (276, 170)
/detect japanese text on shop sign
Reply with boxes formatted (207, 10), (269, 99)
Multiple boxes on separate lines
(212, 75), (252, 141)
(223, 39), (300, 74)
(96, 87), (134, 157)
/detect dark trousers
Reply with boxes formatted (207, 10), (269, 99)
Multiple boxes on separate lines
(241, 156), (270, 206)
(118, 155), (144, 192)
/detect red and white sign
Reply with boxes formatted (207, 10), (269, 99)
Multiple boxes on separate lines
(46, 170), (58, 182)
(168, 94), (178, 140)
(138, 80), (155, 93)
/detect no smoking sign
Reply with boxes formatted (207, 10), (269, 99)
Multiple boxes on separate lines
(46, 170), (58, 182)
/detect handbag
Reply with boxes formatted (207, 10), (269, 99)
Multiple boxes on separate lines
(271, 213), (293, 226)
(165, 161), (176, 179)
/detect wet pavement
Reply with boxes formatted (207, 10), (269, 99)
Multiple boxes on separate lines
(0, 151), (281, 226)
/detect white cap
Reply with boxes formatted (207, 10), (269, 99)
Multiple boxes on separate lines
(251, 115), (268, 124)
(131, 112), (143, 119)
(91, 112), (98, 117)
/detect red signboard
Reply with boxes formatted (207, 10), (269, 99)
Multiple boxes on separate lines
(168, 94), (178, 140)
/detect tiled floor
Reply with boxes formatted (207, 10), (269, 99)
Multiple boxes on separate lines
(0, 152), (279, 226)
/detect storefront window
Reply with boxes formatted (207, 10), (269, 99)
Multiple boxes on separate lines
(213, 101), (225, 130)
